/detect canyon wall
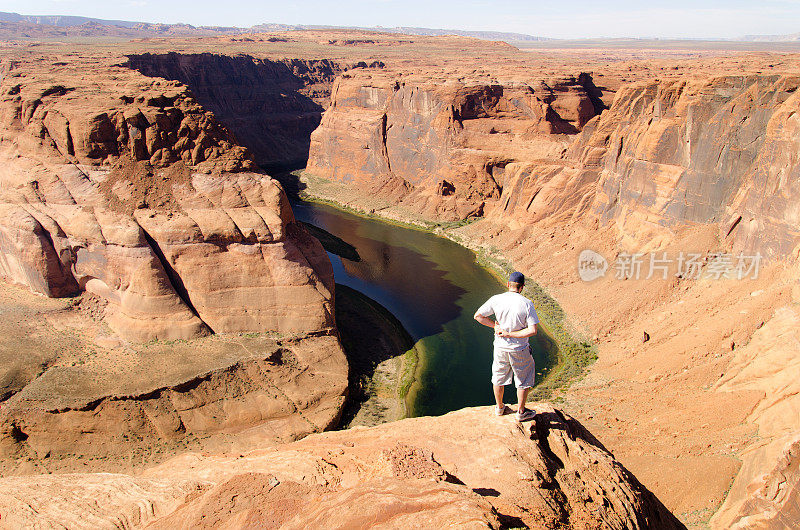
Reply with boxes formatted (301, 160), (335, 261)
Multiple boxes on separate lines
(307, 72), (603, 219)
(125, 53), (383, 169)
(556, 74), (800, 260)
(0, 53), (348, 469)
(309, 71), (800, 260)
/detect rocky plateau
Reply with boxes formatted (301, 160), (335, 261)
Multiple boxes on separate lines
(0, 406), (681, 529)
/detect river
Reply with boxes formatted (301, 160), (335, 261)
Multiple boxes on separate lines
(291, 199), (551, 417)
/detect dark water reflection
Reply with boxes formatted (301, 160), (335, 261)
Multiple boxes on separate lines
(291, 200), (550, 417)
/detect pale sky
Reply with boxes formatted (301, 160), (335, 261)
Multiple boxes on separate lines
(1, 0), (800, 39)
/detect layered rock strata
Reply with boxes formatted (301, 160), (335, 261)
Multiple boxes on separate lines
(0, 330), (348, 474)
(0, 49), (347, 469)
(508, 74), (800, 259)
(309, 71), (800, 260)
(0, 57), (335, 341)
(307, 72), (604, 220)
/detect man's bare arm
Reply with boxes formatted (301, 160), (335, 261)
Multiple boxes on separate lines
(497, 324), (537, 338)
(474, 313), (496, 329)
(475, 313), (504, 335)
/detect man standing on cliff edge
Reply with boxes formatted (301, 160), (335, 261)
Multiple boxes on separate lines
(474, 271), (539, 422)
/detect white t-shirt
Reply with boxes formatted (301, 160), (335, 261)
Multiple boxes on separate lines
(476, 291), (539, 351)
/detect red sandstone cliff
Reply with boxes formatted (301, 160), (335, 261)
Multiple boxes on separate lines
(308, 71), (800, 260)
(124, 53), (384, 169)
(307, 72), (603, 220)
(0, 56), (336, 341)
(0, 52), (348, 471)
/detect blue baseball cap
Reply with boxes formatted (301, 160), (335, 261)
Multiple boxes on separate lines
(508, 271), (525, 284)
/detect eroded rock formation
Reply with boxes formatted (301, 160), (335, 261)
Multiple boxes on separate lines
(124, 53), (383, 169)
(2, 31), (800, 528)
(0, 406), (682, 529)
(307, 72), (603, 220)
(0, 47), (347, 471)
(0, 56), (335, 341)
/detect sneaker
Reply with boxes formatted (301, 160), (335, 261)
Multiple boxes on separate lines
(494, 405), (510, 416)
(515, 408), (536, 422)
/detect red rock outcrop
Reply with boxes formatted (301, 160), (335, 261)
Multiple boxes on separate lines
(710, 302), (800, 529)
(123, 53), (385, 169)
(0, 331), (347, 475)
(0, 55), (335, 341)
(0, 50), (349, 471)
(125, 53), (340, 169)
(0, 405), (682, 529)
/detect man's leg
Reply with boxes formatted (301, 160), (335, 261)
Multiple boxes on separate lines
(491, 348), (512, 414)
(516, 386), (531, 414)
(493, 384), (505, 409)
(510, 347), (536, 414)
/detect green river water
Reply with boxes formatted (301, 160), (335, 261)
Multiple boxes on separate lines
(291, 199), (554, 417)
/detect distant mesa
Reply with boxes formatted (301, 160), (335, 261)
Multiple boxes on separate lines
(0, 11), (548, 43)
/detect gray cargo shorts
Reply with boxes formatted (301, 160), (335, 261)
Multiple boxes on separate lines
(491, 345), (535, 388)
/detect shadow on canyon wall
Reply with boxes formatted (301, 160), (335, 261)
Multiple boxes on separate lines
(124, 53), (336, 168)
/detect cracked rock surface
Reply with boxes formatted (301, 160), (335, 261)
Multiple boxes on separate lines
(0, 405), (683, 529)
